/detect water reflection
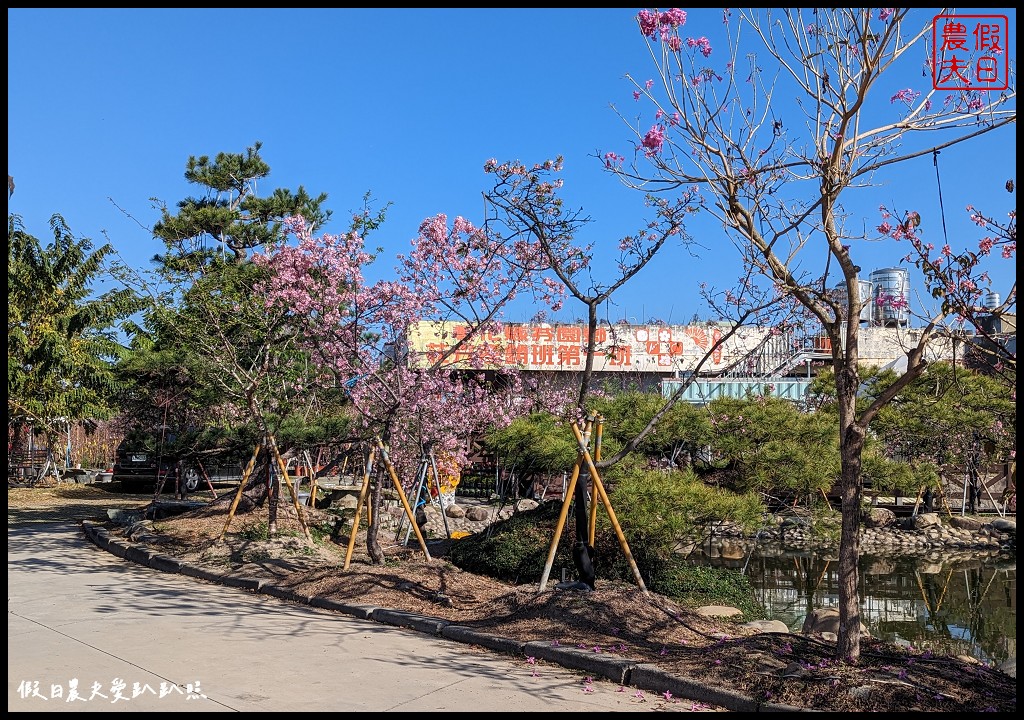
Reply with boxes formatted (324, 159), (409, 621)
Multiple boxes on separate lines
(687, 544), (1016, 665)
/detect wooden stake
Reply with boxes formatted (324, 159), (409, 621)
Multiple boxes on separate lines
(911, 486), (926, 516)
(218, 445), (261, 541)
(537, 419), (593, 592)
(196, 460), (218, 499)
(819, 488), (833, 512)
(375, 437), (431, 562)
(343, 446), (376, 571)
(588, 414), (603, 547)
(266, 434), (312, 542)
(571, 421), (648, 595)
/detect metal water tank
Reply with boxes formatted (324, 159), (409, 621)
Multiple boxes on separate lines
(832, 280), (874, 323)
(870, 267), (910, 326)
(983, 292), (1001, 311)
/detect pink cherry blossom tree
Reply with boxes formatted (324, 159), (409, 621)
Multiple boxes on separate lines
(254, 202), (578, 562)
(607, 7), (1016, 663)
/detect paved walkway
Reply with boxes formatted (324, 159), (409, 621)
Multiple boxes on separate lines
(10, 517), (729, 713)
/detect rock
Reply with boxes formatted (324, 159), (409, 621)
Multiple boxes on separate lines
(514, 498), (539, 513)
(949, 516), (985, 532)
(863, 507), (896, 528)
(444, 504), (467, 519)
(719, 542), (746, 560)
(695, 605), (743, 618)
(990, 518), (1016, 533)
(801, 608), (869, 637)
(913, 512), (942, 530)
(464, 506), (490, 522)
(742, 619), (791, 634)
(847, 685), (874, 701)
(107, 508), (143, 525)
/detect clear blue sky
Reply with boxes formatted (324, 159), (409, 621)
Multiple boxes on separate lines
(8, 8), (1017, 326)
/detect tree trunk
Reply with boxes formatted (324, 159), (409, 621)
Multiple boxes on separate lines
(835, 360), (865, 663)
(366, 471), (386, 564)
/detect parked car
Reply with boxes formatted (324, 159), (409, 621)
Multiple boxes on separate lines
(111, 432), (246, 494)
(111, 438), (199, 493)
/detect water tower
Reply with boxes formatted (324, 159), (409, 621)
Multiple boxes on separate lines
(870, 267), (910, 327)
(832, 280), (874, 324)
(982, 291), (1001, 311)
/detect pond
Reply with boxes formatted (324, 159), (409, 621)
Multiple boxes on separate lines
(687, 544), (1016, 667)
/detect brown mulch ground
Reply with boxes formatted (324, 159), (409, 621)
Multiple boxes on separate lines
(9, 483), (1017, 713)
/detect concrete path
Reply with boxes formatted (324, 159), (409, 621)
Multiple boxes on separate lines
(8, 519), (712, 712)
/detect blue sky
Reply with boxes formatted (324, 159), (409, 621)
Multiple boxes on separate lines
(8, 8), (1017, 326)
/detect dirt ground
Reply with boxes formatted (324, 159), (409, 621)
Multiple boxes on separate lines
(8, 482), (1017, 713)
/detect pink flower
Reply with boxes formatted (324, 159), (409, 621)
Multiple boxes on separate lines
(641, 125), (666, 157)
(637, 10), (659, 38)
(891, 88), (921, 105)
(661, 8), (686, 28)
(879, 8), (894, 21)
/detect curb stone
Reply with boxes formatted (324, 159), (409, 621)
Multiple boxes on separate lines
(372, 609), (450, 635)
(308, 597), (376, 619)
(441, 626), (527, 656)
(80, 519), (815, 713)
(630, 665), (814, 712)
(263, 585), (316, 604)
(524, 640), (634, 684)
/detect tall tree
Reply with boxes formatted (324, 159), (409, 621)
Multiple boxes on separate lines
(8, 213), (141, 462)
(255, 208), (576, 562)
(113, 144), (344, 522)
(608, 7), (1016, 662)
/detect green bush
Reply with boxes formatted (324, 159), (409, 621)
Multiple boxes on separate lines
(448, 500), (575, 583)
(449, 474), (766, 616)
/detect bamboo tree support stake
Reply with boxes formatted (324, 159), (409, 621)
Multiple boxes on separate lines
(935, 482), (954, 517)
(195, 460), (218, 499)
(571, 421), (648, 595)
(819, 488), (833, 512)
(375, 436), (432, 562)
(588, 414), (604, 547)
(303, 450), (317, 507)
(537, 419), (594, 592)
(911, 486), (926, 516)
(343, 446), (376, 571)
(267, 434), (312, 542)
(218, 445), (261, 541)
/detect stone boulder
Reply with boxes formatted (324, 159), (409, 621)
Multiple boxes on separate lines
(464, 506), (491, 522)
(741, 619), (791, 634)
(862, 507), (896, 529)
(801, 608), (869, 638)
(695, 605), (743, 619)
(990, 518), (1016, 534)
(514, 498), (539, 513)
(444, 504), (467, 519)
(949, 515), (985, 532)
(912, 512), (942, 530)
